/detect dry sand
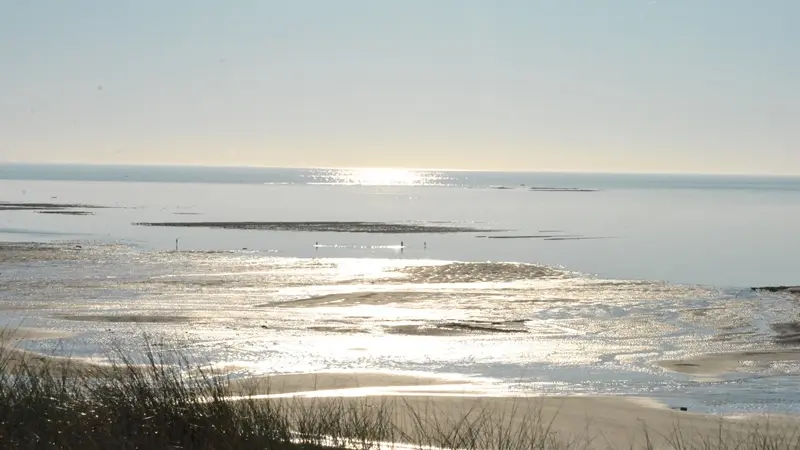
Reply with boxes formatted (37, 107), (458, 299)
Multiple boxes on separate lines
(2, 325), (798, 448)
(230, 371), (800, 450)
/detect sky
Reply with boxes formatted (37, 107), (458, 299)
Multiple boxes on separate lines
(1, 1), (798, 174)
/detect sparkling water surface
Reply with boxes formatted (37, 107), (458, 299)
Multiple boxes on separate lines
(2, 165), (800, 415)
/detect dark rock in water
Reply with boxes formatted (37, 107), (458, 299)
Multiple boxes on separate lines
(752, 286), (800, 295)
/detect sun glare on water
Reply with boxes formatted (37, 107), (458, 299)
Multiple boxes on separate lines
(311, 168), (447, 186)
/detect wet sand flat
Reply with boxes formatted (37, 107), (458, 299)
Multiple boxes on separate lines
(658, 350), (800, 377)
(0, 327), (95, 374)
(0, 242), (86, 263)
(0, 327), (74, 342)
(55, 314), (193, 324)
(0, 201), (106, 211)
(752, 286), (800, 295)
(2, 325), (799, 449)
(386, 320), (528, 336)
(477, 235), (615, 241)
(134, 221), (498, 233)
(529, 187), (599, 192)
(228, 371), (469, 396)
(37, 210), (94, 216)
(270, 292), (419, 308)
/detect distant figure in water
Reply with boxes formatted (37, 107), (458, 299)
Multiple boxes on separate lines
(175, 238), (179, 252)
(400, 241), (404, 247)
(424, 241), (427, 249)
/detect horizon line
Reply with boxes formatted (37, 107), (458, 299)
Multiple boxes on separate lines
(1, 161), (799, 178)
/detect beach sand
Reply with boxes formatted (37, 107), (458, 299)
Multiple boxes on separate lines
(1, 325), (798, 449)
(231, 371), (800, 449)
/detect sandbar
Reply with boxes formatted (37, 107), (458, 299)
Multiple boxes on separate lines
(658, 350), (800, 377)
(0, 201), (107, 211)
(0, 242), (87, 263)
(529, 187), (599, 192)
(55, 314), (193, 324)
(228, 371), (470, 396)
(37, 210), (94, 216)
(386, 320), (528, 336)
(134, 221), (498, 234)
(476, 234), (571, 239)
(752, 286), (800, 296)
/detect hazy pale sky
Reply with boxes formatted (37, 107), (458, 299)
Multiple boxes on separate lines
(1, 1), (798, 173)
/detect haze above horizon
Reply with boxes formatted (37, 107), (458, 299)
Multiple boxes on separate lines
(1, 1), (798, 175)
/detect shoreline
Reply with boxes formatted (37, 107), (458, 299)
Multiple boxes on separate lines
(6, 331), (799, 424)
(229, 372), (800, 450)
(3, 241), (800, 426)
(3, 327), (800, 449)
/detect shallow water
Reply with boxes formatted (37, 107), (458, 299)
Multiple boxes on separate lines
(1, 244), (798, 415)
(2, 172), (800, 286)
(2, 166), (800, 415)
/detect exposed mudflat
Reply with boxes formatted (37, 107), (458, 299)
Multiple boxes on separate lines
(772, 322), (800, 345)
(752, 286), (800, 295)
(0, 242), (87, 263)
(475, 230), (614, 241)
(56, 314), (193, 324)
(387, 320), (528, 336)
(658, 350), (800, 377)
(38, 210), (94, 216)
(543, 236), (614, 241)
(0, 201), (106, 211)
(529, 187), (599, 192)
(134, 221), (497, 233)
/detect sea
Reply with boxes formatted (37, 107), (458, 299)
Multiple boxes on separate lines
(1, 163), (800, 416)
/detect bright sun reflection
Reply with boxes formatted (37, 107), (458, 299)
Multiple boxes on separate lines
(312, 168), (446, 186)
(341, 168), (422, 186)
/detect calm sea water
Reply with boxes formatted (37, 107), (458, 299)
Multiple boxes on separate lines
(2, 164), (800, 415)
(2, 164), (800, 286)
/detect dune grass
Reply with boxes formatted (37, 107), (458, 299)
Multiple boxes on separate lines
(0, 334), (799, 450)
